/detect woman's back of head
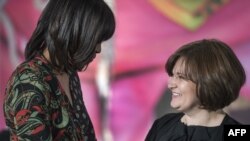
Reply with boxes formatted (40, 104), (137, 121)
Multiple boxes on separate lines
(25, 0), (116, 72)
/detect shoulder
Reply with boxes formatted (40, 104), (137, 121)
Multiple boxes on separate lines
(153, 113), (183, 128)
(157, 112), (183, 123)
(222, 114), (242, 125)
(15, 57), (49, 76)
(145, 113), (183, 140)
(4, 58), (54, 105)
(7, 57), (54, 88)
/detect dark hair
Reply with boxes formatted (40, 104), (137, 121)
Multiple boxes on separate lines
(166, 39), (246, 111)
(25, 0), (115, 72)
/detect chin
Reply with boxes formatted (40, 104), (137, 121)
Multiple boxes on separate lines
(170, 102), (179, 110)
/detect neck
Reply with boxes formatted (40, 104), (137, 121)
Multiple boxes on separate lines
(43, 48), (51, 62)
(181, 109), (226, 127)
(43, 48), (66, 75)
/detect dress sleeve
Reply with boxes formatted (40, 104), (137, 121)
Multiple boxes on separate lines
(145, 119), (159, 141)
(3, 69), (52, 141)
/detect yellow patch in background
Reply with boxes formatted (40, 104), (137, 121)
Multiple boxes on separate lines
(148, 0), (229, 31)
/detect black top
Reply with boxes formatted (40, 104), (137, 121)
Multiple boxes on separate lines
(145, 113), (240, 141)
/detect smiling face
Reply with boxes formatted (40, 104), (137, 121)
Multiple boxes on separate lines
(168, 58), (200, 113)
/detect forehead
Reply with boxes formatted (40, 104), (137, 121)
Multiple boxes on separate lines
(172, 58), (186, 74)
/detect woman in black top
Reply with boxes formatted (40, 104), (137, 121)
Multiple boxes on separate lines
(146, 39), (246, 141)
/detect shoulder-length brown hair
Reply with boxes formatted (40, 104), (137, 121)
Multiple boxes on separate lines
(166, 39), (246, 111)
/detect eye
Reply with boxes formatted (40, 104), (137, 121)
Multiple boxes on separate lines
(178, 75), (186, 79)
(175, 73), (189, 80)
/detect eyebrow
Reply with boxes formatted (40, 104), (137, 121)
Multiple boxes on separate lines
(176, 72), (183, 75)
(173, 71), (185, 76)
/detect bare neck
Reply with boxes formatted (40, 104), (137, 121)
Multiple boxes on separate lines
(181, 109), (226, 127)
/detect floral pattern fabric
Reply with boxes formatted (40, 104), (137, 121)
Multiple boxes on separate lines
(3, 55), (96, 141)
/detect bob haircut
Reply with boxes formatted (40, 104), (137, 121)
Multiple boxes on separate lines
(165, 39), (246, 111)
(25, 0), (115, 72)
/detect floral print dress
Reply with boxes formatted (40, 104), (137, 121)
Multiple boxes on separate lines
(3, 55), (96, 141)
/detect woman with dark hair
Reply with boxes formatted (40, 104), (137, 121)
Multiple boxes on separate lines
(3, 0), (115, 140)
(146, 39), (246, 141)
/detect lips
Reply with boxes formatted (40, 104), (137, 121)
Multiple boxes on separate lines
(172, 92), (181, 96)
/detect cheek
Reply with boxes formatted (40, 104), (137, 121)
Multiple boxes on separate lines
(188, 86), (200, 104)
(95, 44), (102, 53)
(181, 82), (197, 96)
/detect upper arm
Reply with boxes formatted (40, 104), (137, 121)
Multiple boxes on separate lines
(145, 119), (159, 141)
(4, 69), (52, 141)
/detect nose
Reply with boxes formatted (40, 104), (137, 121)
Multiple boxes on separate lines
(95, 44), (101, 53)
(168, 76), (177, 90)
